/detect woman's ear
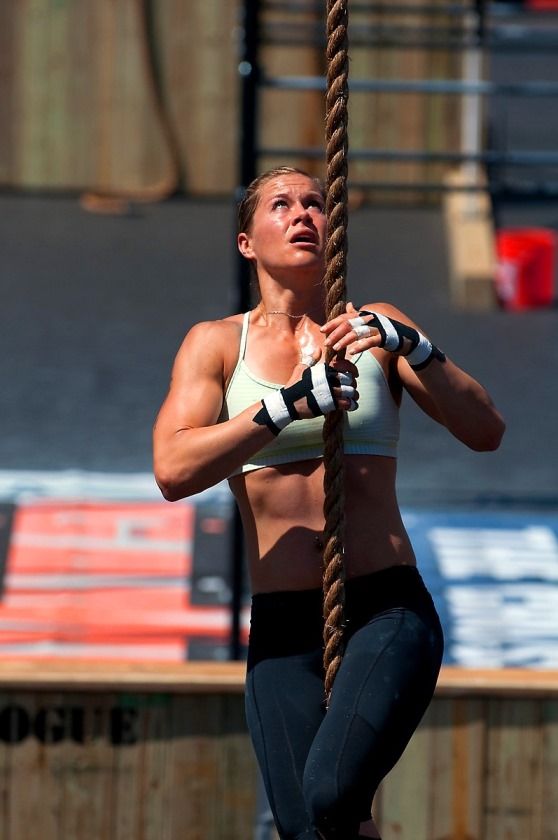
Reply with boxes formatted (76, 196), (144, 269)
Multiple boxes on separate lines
(238, 232), (254, 260)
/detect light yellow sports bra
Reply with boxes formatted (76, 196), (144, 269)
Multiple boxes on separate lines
(220, 311), (400, 474)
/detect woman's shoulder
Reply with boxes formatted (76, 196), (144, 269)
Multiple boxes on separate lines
(181, 313), (243, 344)
(173, 314), (244, 376)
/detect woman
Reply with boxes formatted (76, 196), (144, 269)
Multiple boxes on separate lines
(153, 167), (505, 840)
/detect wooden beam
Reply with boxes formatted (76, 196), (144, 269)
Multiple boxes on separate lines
(443, 167), (498, 310)
(0, 661), (557, 697)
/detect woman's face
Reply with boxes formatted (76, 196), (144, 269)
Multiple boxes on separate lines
(238, 174), (326, 279)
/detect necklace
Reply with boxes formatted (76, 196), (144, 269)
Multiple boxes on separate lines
(266, 310), (307, 319)
(262, 308), (317, 366)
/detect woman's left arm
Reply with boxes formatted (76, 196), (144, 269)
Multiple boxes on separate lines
(321, 301), (505, 452)
(395, 348), (505, 451)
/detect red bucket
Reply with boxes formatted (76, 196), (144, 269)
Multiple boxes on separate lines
(526, 1), (558, 9)
(496, 228), (556, 310)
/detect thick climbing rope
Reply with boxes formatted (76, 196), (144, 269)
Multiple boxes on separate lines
(322, 0), (350, 703)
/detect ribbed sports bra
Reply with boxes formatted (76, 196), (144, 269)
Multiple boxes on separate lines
(220, 311), (400, 474)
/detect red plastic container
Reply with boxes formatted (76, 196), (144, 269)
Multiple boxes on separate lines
(526, 1), (558, 9)
(496, 228), (556, 310)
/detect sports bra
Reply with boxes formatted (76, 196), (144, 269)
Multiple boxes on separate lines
(220, 311), (400, 474)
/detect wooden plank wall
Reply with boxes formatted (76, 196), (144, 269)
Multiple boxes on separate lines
(375, 694), (558, 840)
(0, 0), (176, 194)
(0, 689), (257, 840)
(0, 664), (557, 839)
(1, 0), (463, 198)
(348, 1), (461, 203)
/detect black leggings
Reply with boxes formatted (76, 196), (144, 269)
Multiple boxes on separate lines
(245, 565), (444, 840)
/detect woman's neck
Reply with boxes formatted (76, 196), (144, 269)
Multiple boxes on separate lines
(255, 265), (326, 324)
(257, 287), (326, 322)
(255, 300), (325, 330)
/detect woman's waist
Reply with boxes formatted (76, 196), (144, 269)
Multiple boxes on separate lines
(251, 565), (430, 615)
(247, 564), (439, 670)
(244, 507), (413, 559)
(247, 529), (416, 595)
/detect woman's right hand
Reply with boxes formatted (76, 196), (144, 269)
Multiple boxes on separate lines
(285, 351), (359, 418)
(254, 355), (359, 434)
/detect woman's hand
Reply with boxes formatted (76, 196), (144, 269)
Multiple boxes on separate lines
(321, 302), (382, 356)
(327, 354), (360, 413)
(321, 302), (445, 370)
(282, 349), (359, 416)
(253, 353), (359, 435)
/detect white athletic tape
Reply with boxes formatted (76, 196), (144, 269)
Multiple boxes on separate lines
(348, 316), (373, 339)
(263, 389), (292, 430)
(406, 334), (432, 367)
(353, 323), (372, 339)
(373, 313), (401, 352)
(310, 365), (336, 414)
(336, 371), (353, 387)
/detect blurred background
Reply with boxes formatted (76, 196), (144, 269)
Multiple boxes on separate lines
(1, 0), (557, 667)
(0, 2), (558, 835)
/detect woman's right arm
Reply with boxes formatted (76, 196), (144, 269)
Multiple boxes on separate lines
(153, 321), (275, 500)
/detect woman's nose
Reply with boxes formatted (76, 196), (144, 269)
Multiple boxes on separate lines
(292, 204), (312, 223)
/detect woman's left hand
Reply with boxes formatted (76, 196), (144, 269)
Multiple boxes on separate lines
(320, 302), (381, 356)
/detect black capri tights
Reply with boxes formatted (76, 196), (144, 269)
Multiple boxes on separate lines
(245, 565), (444, 840)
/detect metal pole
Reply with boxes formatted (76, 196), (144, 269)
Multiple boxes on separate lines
(230, 0), (261, 661)
(238, 0), (261, 203)
(461, 1), (485, 215)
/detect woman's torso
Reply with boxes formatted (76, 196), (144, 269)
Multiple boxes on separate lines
(220, 311), (416, 593)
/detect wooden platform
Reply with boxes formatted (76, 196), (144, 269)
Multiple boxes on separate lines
(1, 660), (558, 695)
(0, 663), (557, 839)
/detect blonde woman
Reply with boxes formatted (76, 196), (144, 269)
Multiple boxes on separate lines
(153, 168), (504, 839)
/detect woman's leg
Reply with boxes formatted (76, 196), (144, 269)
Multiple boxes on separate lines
(246, 649), (325, 840)
(302, 606), (444, 840)
(245, 587), (326, 839)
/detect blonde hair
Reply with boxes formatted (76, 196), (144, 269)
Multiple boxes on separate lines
(237, 167), (325, 234)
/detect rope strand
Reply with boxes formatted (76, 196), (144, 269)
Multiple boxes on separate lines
(322, 0), (350, 705)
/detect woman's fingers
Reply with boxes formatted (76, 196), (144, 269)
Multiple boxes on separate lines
(321, 303), (380, 352)
(336, 387), (359, 408)
(328, 328), (380, 354)
(329, 356), (359, 378)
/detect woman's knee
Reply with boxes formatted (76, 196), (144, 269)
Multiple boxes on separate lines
(303, 767), (362, 839)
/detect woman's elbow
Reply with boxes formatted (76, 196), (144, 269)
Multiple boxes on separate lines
(153, 459), (194, 502)
(155, 475), (185, 502)
(156, 479), (186, 503)
(468, 414), (506, 452)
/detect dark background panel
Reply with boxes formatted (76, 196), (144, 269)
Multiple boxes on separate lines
(0, 505), (15, 594)
(1, 193), (557, 507)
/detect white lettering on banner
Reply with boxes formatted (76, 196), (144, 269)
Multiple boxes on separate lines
(450, 643), (558, 669)
(445, 585), (558, 668)
(428, 525), (558, 668)
(429, 525), (558, 580)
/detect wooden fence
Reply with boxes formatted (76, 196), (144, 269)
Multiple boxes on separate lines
(0, 661), (556, 840)
(0, 0), (463, 198)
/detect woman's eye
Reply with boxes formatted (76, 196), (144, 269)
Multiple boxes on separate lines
(272, 199), (287, 209)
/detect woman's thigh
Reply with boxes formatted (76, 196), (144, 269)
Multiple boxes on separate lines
(246, 649), (325, 840)
(303, 607), (444, 824)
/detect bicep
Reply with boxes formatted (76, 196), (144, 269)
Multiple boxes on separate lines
(154, 326), (227, 441)
(396, 357), (444, 423)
